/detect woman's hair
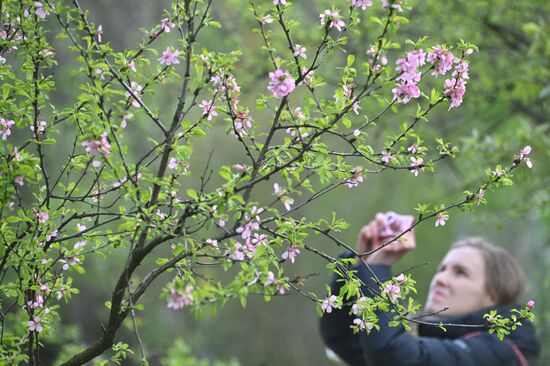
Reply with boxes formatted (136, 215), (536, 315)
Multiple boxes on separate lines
(451, 237), (526, 305)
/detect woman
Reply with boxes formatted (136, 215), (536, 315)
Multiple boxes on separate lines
(319, 212), (540, 366)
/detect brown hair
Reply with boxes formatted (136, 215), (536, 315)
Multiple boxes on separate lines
(451, 237), (526, 305)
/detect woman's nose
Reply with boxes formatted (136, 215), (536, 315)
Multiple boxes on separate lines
(432, 271), (448, 287)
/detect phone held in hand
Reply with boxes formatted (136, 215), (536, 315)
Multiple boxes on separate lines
(378, 212), (414, 239)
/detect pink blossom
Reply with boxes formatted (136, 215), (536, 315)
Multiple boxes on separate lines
(353, 129), (361, 138)
(61, 256), (80, 270)
(199, 100), (218, 120)
(367, 46), (388, 72)
(294, 107), (305, 119)
(279, 195), (293, 211)
(74, 240), (87, 249)
(160, 18), (175, 33)
(321, 295), (338, 313)
(206, 238), (218, 248)
(527, 300), (535, 311)
(410, 157), (424, 176)
(251, 233), (268, 246)
(382, 0), (404, 12)
(274, 183), (284, 197)
(236, 220), (259, 240)
(492, 168), (504, 178)
(444, 78), (466, 109)
(282, 246), (300, 263)
(30, 120), (47, 136)
(300, 67), (314, 87)
(395, 273), (407, 283)
(167, 286), (194, 309)
(273, 0), (286, 5)
(293, 44), (307, 59)
(381, 151), (396, 164)
(127, 81), (143, 108)
(121, 113), (133, 128)
(476, 188), (485, 205)
(14, 176), (24, 186)
(427, 45), (455, 77)
(158, 47), (181, 65)
(82, 132), (111, 157)
(261, 15), (274, 24)
(320, 9), (345, 32)
(264, 271), (276, 286)
(28, 316), (43, 333)
(268, 69), (296, 99)
(168, 157), (178, 170)
(156, 209), (166, 220)
(352, 296), (366, 315)
(353, 318), (373, 331)
(231, 242), (246, 261)
(396, 50), (425, 83)
(392, 81), (420, 104)
(0, 118), (15, 140)
(407, 144), (420, 154)
(235, 163), (248, 172)
(36, 211), (49, 224)
(351, 0), (373, 10)
(39, 49), (54, 58)
(519, 146), (533, 168)
(383, 283), (401, 301)
(345, 166), (364, 188)
(34, 2), (48, 19)
(435, 212), (449, 227)
(127, 61), (136, 72)
(45, 229), (58, 241)
(8, 202), (15, 211)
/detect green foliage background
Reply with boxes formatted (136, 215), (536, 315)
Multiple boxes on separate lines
(30, 0), (550, 364)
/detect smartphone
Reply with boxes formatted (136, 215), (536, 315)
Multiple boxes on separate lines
(378, 212), (414, 239)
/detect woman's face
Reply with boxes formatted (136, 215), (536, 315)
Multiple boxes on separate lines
(425, 246), (496, 316)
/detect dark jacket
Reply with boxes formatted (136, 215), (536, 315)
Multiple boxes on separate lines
(320, 262), (540, 366)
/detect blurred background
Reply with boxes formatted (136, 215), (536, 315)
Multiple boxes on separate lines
(37, 0), (549, 364)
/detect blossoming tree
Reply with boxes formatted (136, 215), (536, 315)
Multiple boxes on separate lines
(0, 0), (535, 364)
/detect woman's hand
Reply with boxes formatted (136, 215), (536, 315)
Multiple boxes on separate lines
(356, 211), (416, 266)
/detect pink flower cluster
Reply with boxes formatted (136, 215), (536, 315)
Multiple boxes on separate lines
(427, 46), (455, 77)
(0, 117), (15, 140)
(211, 74), (241, 99)
(158, 47), (181, 65)
(383, 283), (400, 301)
(345, 166), (364, 188)
(274, 183), (294, 210)
(229, 206), (267, 260)
(351, 0), (373, 10)
(159, 18), (175, 34)
(167, 286), (194, 309)
(127, 81), (143, 108)
(392, 50), (425, 104)
(30, 120), (47, 137)
(268, 69), (295, 99)
(367, 46), (388, 73)
(282, 246), (301, 263)
(82, 132), (111, 157)
(321, 295), (338, 313)
(263, 271), (286, 295)
(382, 0), (404, 12)
(409, 157), (424, 176)
(320, 9), (345, 32)
(517, 145), (533, 168)
(199, 100), (218, 121)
